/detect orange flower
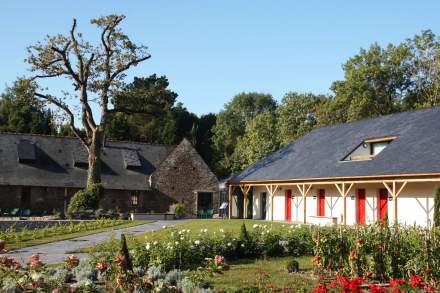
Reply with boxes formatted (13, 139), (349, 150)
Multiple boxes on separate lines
(312, 256), (321, 265)
(349, 250), (357, 260)
(116, 275), (125, 286)
(355, 239), (363, 247)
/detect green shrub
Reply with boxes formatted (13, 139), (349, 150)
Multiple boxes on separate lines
(434, 187), (440, 227)
(171, 203), (186, 218)
(67, 184), (103, 217)
(286, 259), (299, 273)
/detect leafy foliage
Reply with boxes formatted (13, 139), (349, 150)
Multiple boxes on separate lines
(67, 184), (103, 216)
(0, 80), (55, 135)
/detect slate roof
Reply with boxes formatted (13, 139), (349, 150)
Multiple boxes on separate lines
(230, 107), (440, 183)
(0, 133), (175, 190)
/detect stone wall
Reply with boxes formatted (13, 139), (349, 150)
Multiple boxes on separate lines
(152, 139), (219, 217)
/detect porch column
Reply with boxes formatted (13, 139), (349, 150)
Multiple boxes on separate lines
(239, 185), (252, 219)
(228, 185), (234, 219)
(383, 181), (407, 224)
(265, 184), (279, 221)
(334, 183), (354, 225)
(295, 184), (312, 224)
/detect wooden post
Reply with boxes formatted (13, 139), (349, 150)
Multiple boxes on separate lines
(295, 184), (312, 224)
(265, 184), (279, 221)
(228, 185), (236, 219)
(240, 185), (252, 219)
(335, 182), (354, 225)
(383, 181), (407, 224)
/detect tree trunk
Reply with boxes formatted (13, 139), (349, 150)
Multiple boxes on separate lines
(87, 130), (103, 187)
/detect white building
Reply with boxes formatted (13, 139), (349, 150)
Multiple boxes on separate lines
(227, 107), (440, 227)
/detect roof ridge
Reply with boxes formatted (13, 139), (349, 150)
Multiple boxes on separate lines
(312, 106), (439, 133)
(0, 132), (177, 147)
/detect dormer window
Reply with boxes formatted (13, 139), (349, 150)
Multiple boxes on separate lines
(343, 136), (396, 162)
(17, 140), (36, 163)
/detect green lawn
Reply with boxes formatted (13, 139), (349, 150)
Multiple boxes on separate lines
(4, 220), (151, 251)
(211, 256), (317, 292)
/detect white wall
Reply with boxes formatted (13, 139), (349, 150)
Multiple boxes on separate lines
(256, 182), (439, 227)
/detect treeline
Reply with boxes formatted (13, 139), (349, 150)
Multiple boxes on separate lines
(1, 30), (439, 177)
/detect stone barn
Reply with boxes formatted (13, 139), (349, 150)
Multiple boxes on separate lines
(0, 133), (219, 217)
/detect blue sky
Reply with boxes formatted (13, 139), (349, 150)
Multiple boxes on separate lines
(1, 1), (439, 116)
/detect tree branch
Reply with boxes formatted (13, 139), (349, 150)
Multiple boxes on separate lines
(34, 92), (88, 146)
(110, 55), (151, 80)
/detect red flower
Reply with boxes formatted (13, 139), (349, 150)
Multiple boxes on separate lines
(329, 280), (338, 288)
(313, 284), (328, 293)
(426, 286), (436, 292)
(369, 284), (387, 293)
(389, 279), (407, 286)
(410, 274), (425, 288)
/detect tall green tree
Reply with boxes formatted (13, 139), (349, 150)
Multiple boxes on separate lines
(404, 30), (440, 108)
(26, 15), (150, 186)
(106, 75), (178, 144)
(212, 92), (276, 176)
(232, 111), (279, 171)
(276, 92), (326, 146)
(323, 43), (412, 125)
(0, 80), (54, 134)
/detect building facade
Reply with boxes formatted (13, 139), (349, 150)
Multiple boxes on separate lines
(0, 134), (219, 216)
(228, 108), (440, 227)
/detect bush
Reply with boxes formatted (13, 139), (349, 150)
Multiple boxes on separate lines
(286, 259), (299, 273)
(67, 184), (103, 217)
(171, 203), (186, 219)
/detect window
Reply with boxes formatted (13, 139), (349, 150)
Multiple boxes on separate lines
(130, 191), (139, 206)
(342, 136), (397, 162)
(370, 141), (389, 156)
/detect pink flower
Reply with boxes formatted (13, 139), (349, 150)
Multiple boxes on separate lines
(65, 255), (80, 268)
(52, 289), (62, 293)
(116, 275), (125, 286)
(96, 261), (107, 272)
(214, 255), (224, 265)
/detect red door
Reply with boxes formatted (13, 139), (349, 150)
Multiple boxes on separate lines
(317, 189), (325, 216)
(285, 189), (292, 220)
(357, 189), (366, 224)
(379, 189), (388, 221)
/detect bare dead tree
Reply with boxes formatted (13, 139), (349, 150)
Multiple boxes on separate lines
(25, 15), (150, 186)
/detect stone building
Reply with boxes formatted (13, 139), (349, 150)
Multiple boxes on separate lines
(0, 133), (219, 217)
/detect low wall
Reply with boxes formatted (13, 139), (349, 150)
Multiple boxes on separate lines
(131, 213), (175, 221)
(0, 220), (84, 231)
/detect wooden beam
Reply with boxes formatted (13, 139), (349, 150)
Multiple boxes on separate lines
(228, 185), (233, 219)
(334, 182), (355, 225)
(295, 183), (312, 224)
(265, 184), (278, 221)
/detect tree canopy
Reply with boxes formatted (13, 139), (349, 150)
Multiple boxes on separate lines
(0, 80), (54, 135)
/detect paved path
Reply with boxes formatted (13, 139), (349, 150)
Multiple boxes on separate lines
(2, 220), (185, 264)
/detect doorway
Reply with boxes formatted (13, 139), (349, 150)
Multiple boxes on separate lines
(261, 192), (267, 220)
(357, 189), (366, 224)
(378, 189), (388, 221)
(317, 189), (325, 216)
(285, 189), (292, 220)
(21, 187), (31, 208)
(197, 192), (213, 218)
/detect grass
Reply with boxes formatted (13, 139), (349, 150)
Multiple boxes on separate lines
(4, 220), (151, 251)
(211, 256), (317, 292)
(75, 219), (291, 253)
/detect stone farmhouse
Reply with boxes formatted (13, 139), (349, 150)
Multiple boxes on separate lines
(0, 134), (219, 217)
(228, 107), (440, 227)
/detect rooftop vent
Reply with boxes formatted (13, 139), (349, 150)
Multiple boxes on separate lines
(73, 146), (88, 167)
(122, 149), (141, 169)
(17, 140), (36, 163)
(342, 136), (397, 162)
